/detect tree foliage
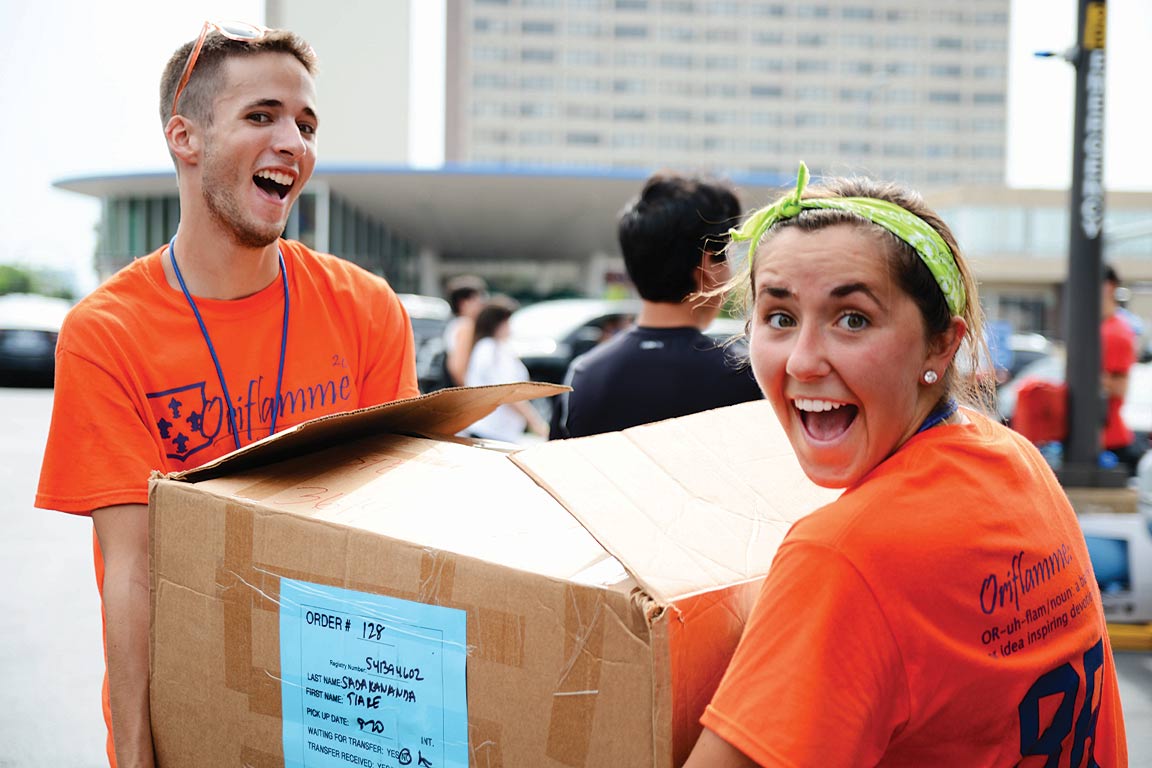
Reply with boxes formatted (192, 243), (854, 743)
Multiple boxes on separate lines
(0, 264), (74, 300)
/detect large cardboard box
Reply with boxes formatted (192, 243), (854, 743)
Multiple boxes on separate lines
(149, 383), (835, 767)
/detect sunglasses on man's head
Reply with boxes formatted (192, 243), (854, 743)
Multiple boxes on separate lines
(170, 20), (272, 119)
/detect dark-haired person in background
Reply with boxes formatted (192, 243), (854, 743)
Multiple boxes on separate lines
(551, 173), (762, 439)
(442, 274), (488, 387)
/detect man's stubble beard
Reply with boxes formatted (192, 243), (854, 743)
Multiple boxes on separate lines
(201, 146), (284, 249)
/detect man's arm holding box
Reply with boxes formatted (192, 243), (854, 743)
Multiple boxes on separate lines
(93, 503), (155, 768)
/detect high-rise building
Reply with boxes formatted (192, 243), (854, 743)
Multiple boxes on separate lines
(446, 0), (1011, 187)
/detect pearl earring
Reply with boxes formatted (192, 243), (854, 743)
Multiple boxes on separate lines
(922, 370), (939, 385)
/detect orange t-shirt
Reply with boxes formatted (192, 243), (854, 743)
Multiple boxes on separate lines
(35, 239), (418, 764)
(702, 411), (1126, 767)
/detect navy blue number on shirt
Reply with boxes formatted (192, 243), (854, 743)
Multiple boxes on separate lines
(1017, 637), (1104, 768)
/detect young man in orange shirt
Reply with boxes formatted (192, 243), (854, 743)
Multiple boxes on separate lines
(36, 23), (418, 767)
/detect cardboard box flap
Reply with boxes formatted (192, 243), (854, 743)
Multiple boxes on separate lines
(169, 382), (566, 483)
(512, 400), (840, 603)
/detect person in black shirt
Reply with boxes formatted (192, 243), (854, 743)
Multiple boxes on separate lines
(552, 173), (763, 438)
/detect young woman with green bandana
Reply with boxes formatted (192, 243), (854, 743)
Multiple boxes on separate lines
(684, 165), (1127, 767)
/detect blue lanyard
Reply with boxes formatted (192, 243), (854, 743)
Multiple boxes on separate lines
(916, 397), (958, 435)
(168, 236), (290, 451)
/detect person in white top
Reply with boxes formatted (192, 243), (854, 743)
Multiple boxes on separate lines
(442, 275), (488, 387)
(465, 299), (549, 442)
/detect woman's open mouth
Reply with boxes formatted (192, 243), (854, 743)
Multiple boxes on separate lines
(794, 398), (858, 441)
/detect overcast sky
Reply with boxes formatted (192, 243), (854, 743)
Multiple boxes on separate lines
(1, 0), (1148, 294)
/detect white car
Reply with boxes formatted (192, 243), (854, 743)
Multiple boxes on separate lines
(0, 293), (73, 386)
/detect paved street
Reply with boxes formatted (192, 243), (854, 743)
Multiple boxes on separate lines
(0, 385), (1149, 765)
(0, 387), (105, 766)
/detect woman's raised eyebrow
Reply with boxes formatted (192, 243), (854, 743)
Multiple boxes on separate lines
(830, 282), (880, 303)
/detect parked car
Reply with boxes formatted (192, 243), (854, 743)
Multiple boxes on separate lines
(998, 332), (1057, 384)
(997, 350), (1152, 440)
(509, 298), (642, 384)
(0, 293), (72, 387)
(397, 293), (452, 393)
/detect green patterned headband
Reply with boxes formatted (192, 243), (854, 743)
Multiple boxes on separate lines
(730, 162), (966, 316)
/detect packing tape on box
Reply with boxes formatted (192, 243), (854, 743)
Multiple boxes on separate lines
(218, 502), (528, 742)
(545, 584), (606, 766)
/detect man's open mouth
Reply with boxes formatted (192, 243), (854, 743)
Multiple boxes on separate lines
(253, 169), (294, 200)
(794, 398), (858, 441)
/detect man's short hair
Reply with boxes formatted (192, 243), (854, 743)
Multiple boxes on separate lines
(445, 275), (489, 315)
(159, 27), (317, 126)
(617, 174), (741, 303)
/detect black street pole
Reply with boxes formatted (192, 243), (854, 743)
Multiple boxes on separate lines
(1059, 0), (1121, 486)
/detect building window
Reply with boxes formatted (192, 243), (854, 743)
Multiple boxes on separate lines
(750, 84), (784, 98)
(839, 141), (872, 154)
(566, 77), (603, 93)
(705, 83), (739, 97)
(928, 91), (963, 104)
(616, 0), (648, 8)
(662, 26), (697, 41)
(519, 131), (554, 145)
(663, 1), (696, 11)
(473, 73), (510, 89)
(613, 107), (648, 121)
(706, 28), (739, 42)
(753, 30), (786, 45)
(974, 12), (1009, 24)
(519, 102), (556, 118)
(752, 3), (787, 17)
(797, 6), (829, 18)
(659, 53), (694, 68)
(615, 24), (649, 38)
(795, 86), (829, 101)
(566, 132), (602, 145)
(521, 49), (556, 63)
(973, 38), (1008, 52)
(566, 50), (603, 66)
(473, 18), (510, 34)
(615, 51), (649, 66)
(974, 65), (1007, 79)
(842, 6), (874, 19)
(568, 21), (601, 36)
(931, 36), (964, 50)
(704, 1), (740, 14)
(519, 76), (555, 90)
(797, 33), (826, 47)
(706, 55), (739, 70)
(930, 64), (963, 78)
(841, 60), (874, 75)
(613, 78), (647, 93)
(658, 108), (693, 122)
(886, 35), (919, 49)
(613, 133), (646, 147)
(974, 92), (1006, 105)
(795, 113), (829, 127)
(883, 143), (916, 158)
(750, 57), (785, 71)
(472, 46), (510, 62)
(522, 20), (557, 35)
(841, 34), (875, 48)
(797, 60), (831, 74)
(971, 145), (1005, 159)
(924, 117), (963, 131)
(883, 114), (915, 130)
(749, 111), (785, 126)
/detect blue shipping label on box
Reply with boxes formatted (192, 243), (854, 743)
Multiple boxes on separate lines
(279, 578), (468, 768)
